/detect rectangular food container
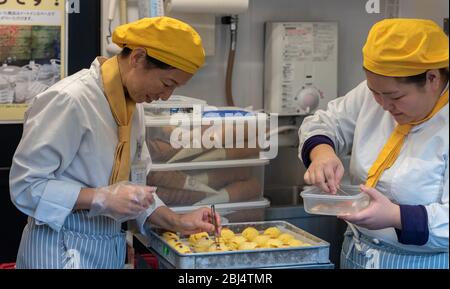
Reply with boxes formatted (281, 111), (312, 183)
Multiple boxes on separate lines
(149, 159), (269, 207)
(170, 198), (270, 224)
(145, 114), (267, 164)
(300, 184), (370, 216)
(145, 221), (330, 269)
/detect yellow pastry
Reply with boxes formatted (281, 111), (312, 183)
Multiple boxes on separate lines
(164, 237), (179, 244)
(197, 237), (214, 246)
(288, 239), (311, 247)
(167, 239), (183, 247)
(188, 232), (209, 244)
(277, 233), (295, 244)
(287, 239), (303, 247)
(214, 237), (226, 243)
(193, 238), (214, 253)
(174, 243), (192, 254)
(227, 236), (247, 250)
(241, 227), (259, 241)
(193, 246), (208, 253)
(266, 238), (283, 248)
(253, 235), (270, 248)
(263, 227), (281, 238)
(162, 231), (179, 241)
(198, 236), (212, 242)
(220, 228), (235, 241)
(238, 242), (258, 251)
(208, 243), (229, 252)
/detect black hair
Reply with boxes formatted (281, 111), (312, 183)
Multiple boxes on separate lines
(363, 67), (449, 87)
(120, 47), (173, 70)
(396, 68), (449, 87)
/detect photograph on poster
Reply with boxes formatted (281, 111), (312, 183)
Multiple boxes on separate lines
(0, 0), (65, 121)
(0, 25), (61, 104)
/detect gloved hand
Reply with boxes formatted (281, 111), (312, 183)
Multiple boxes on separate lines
(88, 181), (156, 222)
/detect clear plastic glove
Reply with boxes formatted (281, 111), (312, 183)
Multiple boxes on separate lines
(88, 181), (156, 222)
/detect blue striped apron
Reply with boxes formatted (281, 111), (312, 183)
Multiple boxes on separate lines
(16, 210), (126, 269)
(340, 226), (449, 269)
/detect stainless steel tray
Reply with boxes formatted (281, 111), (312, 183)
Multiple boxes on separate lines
(145, 221), (330, 269)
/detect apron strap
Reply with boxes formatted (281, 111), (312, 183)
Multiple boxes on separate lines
(345, 222), (381, 269)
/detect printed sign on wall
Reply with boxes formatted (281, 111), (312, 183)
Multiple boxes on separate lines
(0, 0), (66, 121)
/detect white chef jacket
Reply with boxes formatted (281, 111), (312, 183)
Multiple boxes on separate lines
(10, 58), (165, 233)
(299, 80), (449, 253)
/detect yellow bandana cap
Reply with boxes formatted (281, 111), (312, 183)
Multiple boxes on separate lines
(363, 18), (449, 77)
(113, 17), (205, 74)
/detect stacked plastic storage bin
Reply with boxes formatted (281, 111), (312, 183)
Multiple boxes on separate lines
(145, 104), (270, 224)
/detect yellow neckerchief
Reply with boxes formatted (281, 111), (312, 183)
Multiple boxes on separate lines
(100, 56), (136, 184)
(365, 85), (449, 188)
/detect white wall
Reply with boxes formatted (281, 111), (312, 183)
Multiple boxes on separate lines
(173, 0), (389, 108)
(100, 0), (448, 109)
(400, 0), (449, 26)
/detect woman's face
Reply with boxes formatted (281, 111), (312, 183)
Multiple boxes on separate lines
(365, 69), (443, 124)
(123, 49), (193, 103)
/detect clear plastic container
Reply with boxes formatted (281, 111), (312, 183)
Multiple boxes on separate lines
(300, 185), (370, 216)
(149, 159), (268, 207)
(145, 114), (266, 164)
(170, 198), (271, 224)
(143, 95), (206, 117)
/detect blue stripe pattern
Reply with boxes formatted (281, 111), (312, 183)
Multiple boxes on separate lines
(340, 232), (449, 269)
(16, 211), (126, 269)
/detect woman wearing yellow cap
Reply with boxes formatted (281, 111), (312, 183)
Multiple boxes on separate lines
(9, 17), (221, 268)
(299, 19), (448, 269)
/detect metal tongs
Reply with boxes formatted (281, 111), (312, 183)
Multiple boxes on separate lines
(210, 204), (220, 248)
(336, 186), (350, 196)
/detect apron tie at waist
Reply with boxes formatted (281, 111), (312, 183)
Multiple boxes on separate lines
(345, 222), (381, 269)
